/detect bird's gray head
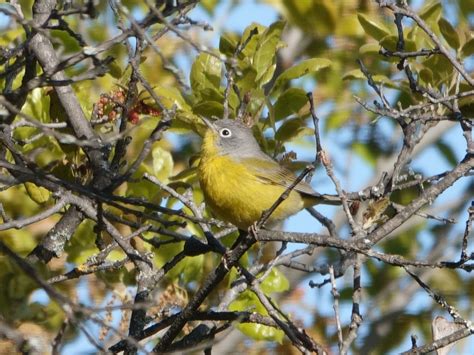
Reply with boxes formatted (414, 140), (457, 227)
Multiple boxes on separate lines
(201, 118), (262, 158)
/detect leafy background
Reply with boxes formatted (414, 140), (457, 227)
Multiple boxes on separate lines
(0, 0), (473, 353)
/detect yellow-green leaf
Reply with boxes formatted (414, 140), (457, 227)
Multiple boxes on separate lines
(438, 18), (460, 50)
(271, 58), (331, 94)
(152, 146), (174, 182)
(461, 38), (474, 58)
(127, 163), (159, 199)
(143, 86), (190, 111)
(436, 141), (457, 167)
(325, 108), (351, 131)
(237, 322), (284, 343)
(219, 32), (238, 57)
(241, 23), (267, 59)
(258, 63), (277, 87)
(200, 0), (218, 14)
(24, 182), (51, 204)
(353, 142), (378, 166)
(422, 55), (454, 81)
(22, 88), (51, 123)
(190, 53), (222, 97)
(419, 1), (442, 23)
(260, 268), (290, 293)
(253, 21), (285, 82)
(275, 118), (313, 142)
(359, 43), (381, 56)
(419, 68), (434, 85)
(379, 35), (417, 52)
(357, 13), (391, 41)
(107, 61), (123, 79)
(235, 67), (258, 92)
(229, 290), (284, 343)
(459, 0), (474, 14)
(274, 88), (308, 120)
(193, 101), (224, 117)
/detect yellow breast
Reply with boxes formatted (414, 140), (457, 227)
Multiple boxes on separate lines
(198, 134), (304, 229)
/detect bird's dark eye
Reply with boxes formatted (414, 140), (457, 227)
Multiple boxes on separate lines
(219, 128), (232, 138)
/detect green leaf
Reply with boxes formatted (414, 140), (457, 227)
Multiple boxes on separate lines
(229, 290), (284, 343)
(199, 87), (225, 103)
(241, 23), (267, 59)
(146, 85), (191, 111)
(152, 239), (184, 271)
(235, 67), (258, 92)
(274, 88), (308, 120)
(126, 163), (159, 200)
(66, 220), (98, 264)
(245, 88), (266, 117)
(107, 61), (123, 79)
(419, 1), (442, 23)
(51, 29), (81, 54)
(106, 249), (126, 262)
(0, 27), (24, 47)
(342, 69), (396, 88)
(219, 32), (239, 57)
(436, 141), (457, 167)
(152, 146), (174, 182)
(422, 55), (454, 82)
(275, 118), (313, 142)
(12, 126), (36, 142)
(379, 35), (417, 52)
(359, 43), (381, 56)
(192, 101), (224, 117)
(274, 0), (336, 35)
(260, 268), (290, 293)
(271, 58), (331, 94)
(173, 110), (204, 133)
(419, 68), (434, 85)
(258, 63), (277, 87)
(190, 53), (222, 97)
(227, 89), (240, 112)
(22, 88), (51, 123)
(314, 0), (337, 34)
(253, 21), (285, 83)
(459, 0), (474, 14)
(384, 223), (424, 256)
(438, 18), (460, 50)
(353, 142), (378, 166)
(237, 322), (284, 343)
(24, 182), (51, 204)
(461, 38), (474, 58)
(181, 254), (204, 283)
(325, 108), (351, 131)
(200, 0), (218, 14)
(0, 228), (37, 255)
(357, 13), (391, 41)
(169, 166), (198, 184)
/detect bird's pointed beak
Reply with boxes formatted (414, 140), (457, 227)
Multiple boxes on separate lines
(200, 116), (217, 132)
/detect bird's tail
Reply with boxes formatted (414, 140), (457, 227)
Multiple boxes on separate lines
(303, 192), (342, 207)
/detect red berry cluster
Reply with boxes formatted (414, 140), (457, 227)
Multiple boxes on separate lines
(95, 89), (161, 125)
(128, 101), (161, 124)
(95, 89), (125, 122)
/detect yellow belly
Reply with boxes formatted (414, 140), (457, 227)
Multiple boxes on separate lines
(198, 154), (305, 229)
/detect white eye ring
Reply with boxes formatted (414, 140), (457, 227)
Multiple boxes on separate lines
(219, 128), (232, 138)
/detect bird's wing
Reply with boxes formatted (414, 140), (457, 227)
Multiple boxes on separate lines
(240, 156), (318, 197)
(240, 155), (342, 206)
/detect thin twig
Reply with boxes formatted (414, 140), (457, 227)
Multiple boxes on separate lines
(329, 265), (343, 352)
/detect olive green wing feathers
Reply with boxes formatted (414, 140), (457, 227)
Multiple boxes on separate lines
(240, 156), (341, 205)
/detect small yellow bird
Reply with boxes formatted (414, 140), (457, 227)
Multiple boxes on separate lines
(198, 118), (338, 229)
